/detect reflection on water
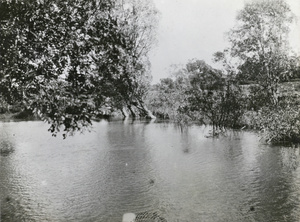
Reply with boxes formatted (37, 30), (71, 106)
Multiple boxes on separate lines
(1, 120), (300, 221)
(0, 126), (15, 157)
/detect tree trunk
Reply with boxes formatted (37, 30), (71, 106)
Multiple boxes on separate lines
(121, 107), (129, 118)
(141, 104), (156, 119)
(128, 105), (136, 118)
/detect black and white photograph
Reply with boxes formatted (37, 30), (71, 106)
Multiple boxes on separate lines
(1, 0), (300, 221)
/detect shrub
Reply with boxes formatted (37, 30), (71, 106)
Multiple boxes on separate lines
(253, 105), (300, 144)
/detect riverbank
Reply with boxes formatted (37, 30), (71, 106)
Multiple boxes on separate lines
(0, 109), (40, 121)
(0, 112), (15, 120)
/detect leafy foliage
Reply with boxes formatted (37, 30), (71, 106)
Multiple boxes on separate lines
(212, 0), (300, 144)
(186, 60), (246, 130)
(102, 0), (158, 116)
(0, 0), (158, 137)
(146, 75), (190, 119)
(254, 105), (300, 144)
(146, 59), (246, 132)
(225, 0), (297, 105)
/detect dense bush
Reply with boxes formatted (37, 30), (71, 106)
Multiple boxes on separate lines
(250, 105), (300, 144)
(185, 60), (246, 131)
(146, 60), (247, 134)
(187, 82), (246, 129)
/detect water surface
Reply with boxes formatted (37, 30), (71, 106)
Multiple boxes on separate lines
(1, 120), (300, 221)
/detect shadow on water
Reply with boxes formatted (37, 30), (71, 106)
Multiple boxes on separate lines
(0, 126), (15, 157)
(0, 140), (15, 156)
(0, 126), (26, 221)
(1, 194), (28, 222)
(280, 147), (300, 171)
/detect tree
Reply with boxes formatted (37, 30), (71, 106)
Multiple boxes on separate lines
(215, 0), (300, 144)
(225, 0), (297, 106)
(102, 0), (158, 118)
(185, 60), (245, 133)
(0, 0), (158, 137)
(146, 63), (191, 120)
(146, 59), (245, 132)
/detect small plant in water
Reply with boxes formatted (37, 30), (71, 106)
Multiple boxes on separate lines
(0, 146), (14, 156)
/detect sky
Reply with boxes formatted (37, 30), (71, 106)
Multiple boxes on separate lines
(149, 0), (300, 83)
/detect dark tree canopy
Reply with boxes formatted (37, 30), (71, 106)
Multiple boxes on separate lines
(0, 0), (158, 137)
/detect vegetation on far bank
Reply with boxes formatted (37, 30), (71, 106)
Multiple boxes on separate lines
(146, 0), (300, 144)
(0, 0), (300, 144)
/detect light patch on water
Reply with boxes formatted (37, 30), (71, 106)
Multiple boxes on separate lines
(41, 180), (48, 186)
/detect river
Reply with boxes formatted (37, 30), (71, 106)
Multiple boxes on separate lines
(1, 120), (300, 221)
